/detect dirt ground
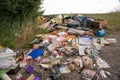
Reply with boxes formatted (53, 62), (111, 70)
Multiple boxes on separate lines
(99, 31), (120, 80)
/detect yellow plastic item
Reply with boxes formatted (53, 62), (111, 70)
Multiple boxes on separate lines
(0, 45), (3, 49)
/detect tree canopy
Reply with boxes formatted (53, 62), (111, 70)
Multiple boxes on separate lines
(0, 0), (43, 30)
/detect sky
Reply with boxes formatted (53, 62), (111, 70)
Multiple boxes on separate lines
(41, 0), (120, 15)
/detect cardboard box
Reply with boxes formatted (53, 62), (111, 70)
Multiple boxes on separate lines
(92, 19), (107, 29)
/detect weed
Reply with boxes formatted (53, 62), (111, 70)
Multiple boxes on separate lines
(0, 37), (15, 48)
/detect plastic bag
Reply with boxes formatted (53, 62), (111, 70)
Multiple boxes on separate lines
(0, 60), (17, 69)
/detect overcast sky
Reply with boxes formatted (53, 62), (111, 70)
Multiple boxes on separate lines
(41, 0), (120, 15)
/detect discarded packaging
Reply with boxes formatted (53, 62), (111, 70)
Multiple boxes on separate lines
(96, 29), (106, 37)
(95, 57), (110, 68)
(28, 49), (44, 59)
(106, 38), (117, 43)
(81, 69), (96, 80)
(82, 55), (93, 69)
(60, 66), (71, 73)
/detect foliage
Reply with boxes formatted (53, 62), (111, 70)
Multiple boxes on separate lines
(21, 25), (48, 49)
(0, 0), (43, 28)
(1, 37), (15, 48)
(0, 0), (44, 48)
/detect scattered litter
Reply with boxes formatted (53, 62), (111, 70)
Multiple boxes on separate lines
(96, 29), (106, 37)
(0, 14), (115, 80)
(27, 74), (35, 80)
(28, 49), (44, 59)
(60, 66), (71, 73)
(82, 55), (93, 69)
(26, 65), (34, 74)
(106, 38), (117, 43)
(2, 73), (12, 80)
(95, 56), (110, 68)
(80, 69), (96, 80)
(99, 70), (111, 80)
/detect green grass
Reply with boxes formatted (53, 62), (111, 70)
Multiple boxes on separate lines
(33, 27), (48, 35)
(0, 17), (48, 49)
(21, 37), (34, 49)
(1, 37), (15, 48)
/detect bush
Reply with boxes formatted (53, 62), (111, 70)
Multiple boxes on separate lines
(0, 0), (44, 48)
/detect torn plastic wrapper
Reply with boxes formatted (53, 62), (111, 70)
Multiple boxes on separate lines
(0, 60), (17, 69)
(0, 48), (17, 69)
(0, 48), (16, 59)
(0, 47), (15, 54)
(95, 56), (110, 68)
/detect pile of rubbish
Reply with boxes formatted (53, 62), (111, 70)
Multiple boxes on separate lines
(43, 14), (107, 32)
(0, 14), (117, 80)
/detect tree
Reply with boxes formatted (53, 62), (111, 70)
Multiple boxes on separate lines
(0, 0), (43, 32)
(0, 0), (44, 48)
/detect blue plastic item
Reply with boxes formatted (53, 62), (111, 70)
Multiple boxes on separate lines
(29, 49), (44, 59)
(82, 36), (93, 41)
(96, 29), (106, 37)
